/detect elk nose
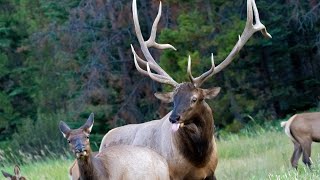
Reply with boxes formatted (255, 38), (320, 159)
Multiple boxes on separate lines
(75, 144), (85, 153)
(169, 115), (180, 123)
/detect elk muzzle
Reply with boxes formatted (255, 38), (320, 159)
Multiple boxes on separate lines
(169, 114), (180, 124)
(74, 141), (87, 158)
(169, 113), (185, 132)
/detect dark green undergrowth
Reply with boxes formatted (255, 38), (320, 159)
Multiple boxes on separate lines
(1, 109), (319, 166)
(0, 112), (103, 165)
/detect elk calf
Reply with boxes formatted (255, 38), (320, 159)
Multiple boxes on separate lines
(281, 112), (320, 169)
(60, 113), (170, 180)
(1, 165), (26, 180)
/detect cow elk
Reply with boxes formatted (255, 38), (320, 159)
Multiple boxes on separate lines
(99, 0), (271, 179)
(60, 113), (170, 180)
(281, 112), (320, 169)
(1, 165), (26, 180)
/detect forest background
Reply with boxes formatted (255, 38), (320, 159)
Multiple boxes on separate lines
(0, 0), (319, 162)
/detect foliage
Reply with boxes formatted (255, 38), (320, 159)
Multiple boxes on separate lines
(159, 0), (320, 127)
(0, 0), (319, 158)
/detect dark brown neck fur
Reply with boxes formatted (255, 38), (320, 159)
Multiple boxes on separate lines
(77, 149), (106, 180)
(174, 104), (214, 167)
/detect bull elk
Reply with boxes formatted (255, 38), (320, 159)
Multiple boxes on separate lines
(99, 0), (271, 179)
(60, 113), (170, 180)
(281, 112), (320, 169)
(1, 165), (26, 180)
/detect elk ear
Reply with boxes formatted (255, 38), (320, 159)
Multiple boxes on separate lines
(203, 87), (221, 100)
(2, 170), (12, 178)
(154, 92), (174, 103)
(82, 113), (94, 133)
(59, 121), (71, 138)
(14, 165), (20, 177)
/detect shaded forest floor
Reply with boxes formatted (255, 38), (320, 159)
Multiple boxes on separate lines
(2, 127), (320, 179)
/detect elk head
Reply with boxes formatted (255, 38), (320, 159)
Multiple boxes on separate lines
(155, 83), (221, 131)
(1, 165), (26, 180)
(131, 0), (271, 131)
(59, 113), (94, 159)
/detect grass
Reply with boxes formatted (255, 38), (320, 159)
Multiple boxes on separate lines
(2, 125), (320, 179)
(1, 158), (73, 179)
(216, 127), (320, 180)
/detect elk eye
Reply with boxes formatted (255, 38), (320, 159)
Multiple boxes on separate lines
(86, 136), (89, 139)
(191, 97), (197, 103)
(67, 140), (71, 143)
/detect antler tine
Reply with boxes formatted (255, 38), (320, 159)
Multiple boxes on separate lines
(146, 1), (177, 51)
(131, 44), (149, 77)
(251, 0), (272, 38)
(131, 45), (165, 74)
(131, 45), (177, 84)
(191, 0), (271, 87)
(147, 63), (179, 86)
(132, 0), (178, 86)
(188, 54), (216, 87)
(187, 55), (195, 83)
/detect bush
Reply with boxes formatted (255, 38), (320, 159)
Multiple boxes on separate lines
(0, 113), (70, 164)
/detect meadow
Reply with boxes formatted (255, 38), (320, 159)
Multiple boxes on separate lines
(2, 125), (320, 180)
(216, 127), (320, 179)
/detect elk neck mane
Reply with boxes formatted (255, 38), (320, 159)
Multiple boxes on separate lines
(173, 102), (214, 167)
(78, 154), (96, 180)
(77, 148), (109, 179)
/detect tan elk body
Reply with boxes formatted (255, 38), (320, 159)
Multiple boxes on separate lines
(60, 113), (170, 180)
(102, 110), (218, 179)
(281, 112), (320, 169)
(95, 0), (271, 179)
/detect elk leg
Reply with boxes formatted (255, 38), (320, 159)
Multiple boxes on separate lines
(300, 140), (312, 168)
(290, 141), (302, 169)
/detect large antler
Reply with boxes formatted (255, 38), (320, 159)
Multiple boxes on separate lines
(131, 0), (178, 87)
(188, 0), (272, 87)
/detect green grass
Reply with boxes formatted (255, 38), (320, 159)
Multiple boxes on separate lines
(2, 126), (320, 179)
(216, 128), (320, 180)
(1, 158), (73, 179)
